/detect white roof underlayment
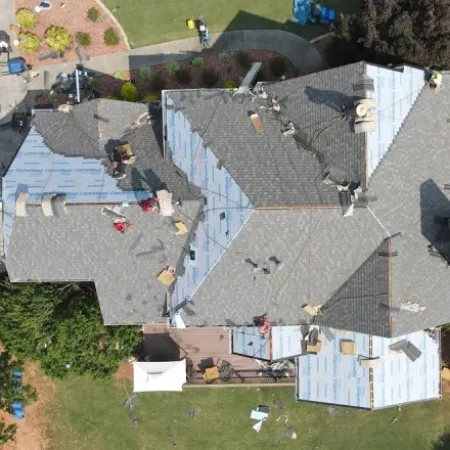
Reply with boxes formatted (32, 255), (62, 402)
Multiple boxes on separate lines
(133, 360), (186, 392)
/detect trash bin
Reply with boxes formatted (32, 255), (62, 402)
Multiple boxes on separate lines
(187, 19), (195, 29)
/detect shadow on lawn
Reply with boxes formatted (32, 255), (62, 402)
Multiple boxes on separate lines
(433, 431), (450, 450)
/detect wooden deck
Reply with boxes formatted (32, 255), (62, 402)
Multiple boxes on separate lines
(142, 324), (261, 372)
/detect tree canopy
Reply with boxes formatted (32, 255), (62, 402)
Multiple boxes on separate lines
(0, 282), (142, 378)
(336, 0), (450, 69)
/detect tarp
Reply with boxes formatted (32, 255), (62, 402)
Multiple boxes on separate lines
(133, 360), (186, 392)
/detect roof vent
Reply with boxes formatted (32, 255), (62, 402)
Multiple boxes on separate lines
(41, 194), (67, 217)
(353, 98), (376, 134)
(234, 62), (262, 96)
(249, 112), (263, 132)
(282, 122), (296, 136)
(15, 192), (28, 217)
(359, 357), (381, 368)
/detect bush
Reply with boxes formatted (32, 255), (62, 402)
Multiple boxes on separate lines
(0, 421), (16, 445)
(120, 82), (139, 102)
(150, 72), (165, 91)
(223, 79), (238, 89)
(104, 27), (119, 46)
(191, 57), (204, 68)
(19, 32), (40, 53)
(45, 26), (72, 52)
(201, 68), (219, 88)
(235, 50), (251, 69)
(142, 94), (159, 103)
(138, 66), (153, 80)
(89, 78), (100, 89)
(175, 67), (192, 84)
(269, 55), (287, 77)
(87, 7), (101, 23)
(104, 95), (119, 100)
(218, 52), (229, 64)
(165, 61), (180, 76)
(76, 32), (91, 47)
(16, 9), (37, 31)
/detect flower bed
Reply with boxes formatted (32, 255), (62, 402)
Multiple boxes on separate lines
(98, 50), (297, 99)
(14, 0), (127, 67)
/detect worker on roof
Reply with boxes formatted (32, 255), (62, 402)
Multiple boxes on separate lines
(429, 72), (443, 91)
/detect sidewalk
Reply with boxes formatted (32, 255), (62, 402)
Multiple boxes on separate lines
(28, 29), (326, 90)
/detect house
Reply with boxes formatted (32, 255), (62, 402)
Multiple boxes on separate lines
(1, 61), (448, 405)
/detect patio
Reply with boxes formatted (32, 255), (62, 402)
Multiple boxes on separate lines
(141, 324), (295, 386)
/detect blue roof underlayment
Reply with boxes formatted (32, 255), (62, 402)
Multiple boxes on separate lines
(232, 325), (305, 361)
(371, 330), (441, 408)
(366, 64), (427, 180)
(2, 128), (149, 254)
(297, 327), (441, 409)
(165, 95), (254, 310)
(297, 328), (371, 408)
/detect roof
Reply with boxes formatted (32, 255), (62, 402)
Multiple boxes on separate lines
(4, 100), (203, 324)
(164, 63), (450, 336)
(296, 327), (441, 409)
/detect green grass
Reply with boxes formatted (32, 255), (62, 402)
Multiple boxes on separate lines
(104, 0), (359, 48)
(47, 375), (449, 450)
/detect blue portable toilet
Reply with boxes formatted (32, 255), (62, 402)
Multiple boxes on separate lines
(13, 371), (23, 378)
(320, 6), (329, 24)
(12, 400), (23, 410)
(12, 409), (24, 419)
(8, 57), (27, 75)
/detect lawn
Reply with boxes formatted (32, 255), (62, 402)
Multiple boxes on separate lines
(47, 375), (449, 450)
(104, 0), (359, 48)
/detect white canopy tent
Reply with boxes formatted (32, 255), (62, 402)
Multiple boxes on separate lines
(132, 360), (186, 392)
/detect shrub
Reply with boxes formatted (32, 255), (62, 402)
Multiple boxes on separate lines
(120, 82), (139, 102)
(165, 61), (180, 76)
(138, 66), (153, 80)
(76, 32), (91, 47)
(16, 9), (37, 31)
(89, 78), (100, 89)
(114, 71), (127, 80)
(218, 52), (229, 64)
(235, 50), (251, 69)
(87, 7), (101, 23)
(201, 68), (219, 88)
(45, 26), (72, 52)
(191, 57), (204, 68)
(223, 79), (238, 89)
(150, 72), (165, 91)
(175, 67), (192, 84)
(104, 27), (119, 46)
(269, 55), (287, 77)
(19, 32), (40, 53)
(142, 94), (159, 103)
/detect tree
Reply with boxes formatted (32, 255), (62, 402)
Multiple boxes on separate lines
(0, 281), (142, 379)
(45, 26), (72, 52)
(335, 0), (450, 69)
(0, 421), (16, 445)
(433, 431), (450, 450)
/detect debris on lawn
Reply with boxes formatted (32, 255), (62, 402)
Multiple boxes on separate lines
(250, 410), (268, 421)
(391, 417), (399, 424)
(276, 414), (288, 424)
(328, 407), (340, 417)
(252, 420), (263, 432)
(284, 427), (297, 439)
(274, 399), (283, 409)
(189, 408), (195, 418)
(257, 404), (270, 414)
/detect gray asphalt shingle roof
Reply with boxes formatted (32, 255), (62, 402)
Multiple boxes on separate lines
(167, 62), (368, 208)
(5, 99), (204, 324)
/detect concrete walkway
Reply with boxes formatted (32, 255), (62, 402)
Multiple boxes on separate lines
(28, 29), (325, 90)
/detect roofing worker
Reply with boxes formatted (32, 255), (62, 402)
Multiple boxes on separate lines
(429, 71), (443, 91)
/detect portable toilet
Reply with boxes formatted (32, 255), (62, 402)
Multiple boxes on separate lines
(293, 0), (311, 25)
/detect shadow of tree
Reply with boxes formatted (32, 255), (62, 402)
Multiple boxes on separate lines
(433, 431), (450, 450)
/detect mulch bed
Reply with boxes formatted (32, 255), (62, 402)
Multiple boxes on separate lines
(98, 49), (297, 99)
(14, 0), (127, 67)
